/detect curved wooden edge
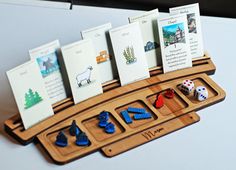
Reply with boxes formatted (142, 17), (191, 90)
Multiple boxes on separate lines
(101, 112), (200, 157)
(4, 54), (216, 145)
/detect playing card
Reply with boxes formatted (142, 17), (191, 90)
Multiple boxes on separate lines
(170, 3), (204, 58)
(109, 22), (150, 86)
(61, 39), (103, 104)
(29, 40), (67, 104)
(158, 14), (192, 73)
(129, 9), (162, 68)
(81, 23), (118, 83)
(7, 61), (54, 129)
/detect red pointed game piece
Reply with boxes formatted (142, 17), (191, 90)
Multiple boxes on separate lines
(164, 88), (175, 99)
(155, 94), (164, 108)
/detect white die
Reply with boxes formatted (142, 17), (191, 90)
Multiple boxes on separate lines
(194, 86), (208, 101)
(180, 79), (194, 94)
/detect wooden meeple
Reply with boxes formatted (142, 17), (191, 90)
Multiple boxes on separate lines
(4, 53), (226, 164)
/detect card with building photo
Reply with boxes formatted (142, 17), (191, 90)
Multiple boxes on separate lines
(61, 39), (103, 104)
(7, 61), (54, 129)
(129, 9), (162, 68)
(81, 23), (118, 83)
(109, 22), (150, 86)
(29, 40), (67, 105)
(158, 14), (192, 73)
(170, 3), (204, 58)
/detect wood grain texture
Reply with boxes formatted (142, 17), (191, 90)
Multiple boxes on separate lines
(101, 112), (200, 157)
(4, 54), (216, 145)
(36, 73), (225, 164)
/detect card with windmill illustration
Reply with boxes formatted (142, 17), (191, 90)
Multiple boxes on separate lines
(170, 3), (204, 58)
(7, 61), (54, 129)
(109, 22), (150, 86)
(158, 14), (192, 73)
(29, 40), (67, 105)
(61, 39), (103, 104)
(129, 9), (162, 68)
(81, 23), (118, 83)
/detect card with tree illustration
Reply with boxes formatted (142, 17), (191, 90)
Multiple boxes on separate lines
(29, 40), (67, 105)
(109, 22), (150, 86)
(7, 61), (54, 129)
(81, 23), (118, 83)
(170, 3), (204, 58)
(129, 9), (162, 68)
(61, 39), (103, 104)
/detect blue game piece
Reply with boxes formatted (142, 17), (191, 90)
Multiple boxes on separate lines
(121, 110), (132, 124)
(76, 132), (89, 146)
(69, 120), (80, 136)
(99, 120), (108, 128)
(105, 122), (115, 134)
(127, 107), (146, 114)
(98, 111), (109, 122)
(55, 131), (68, 147)
(133, 113), (152, 120)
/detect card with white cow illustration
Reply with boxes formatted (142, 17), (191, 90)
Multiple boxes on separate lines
(169, 3), (204, 58)
(6, 60), (54, 129)
(109, 22), (150, 86)
(129, 9), (162, 68)
(158, 14), (192, 73)
(81, 23), (118, 83)
(61, 39), (103, 104)
(29, 40), (67, 105)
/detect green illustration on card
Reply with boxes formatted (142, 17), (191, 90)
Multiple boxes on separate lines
(24, 88), (43, 109)
(123, 46), (137, 65)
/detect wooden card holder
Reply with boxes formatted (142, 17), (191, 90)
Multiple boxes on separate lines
(4, 53), (215, 145)
(37, 72), (225, 164)
(3, 53), (226, 164)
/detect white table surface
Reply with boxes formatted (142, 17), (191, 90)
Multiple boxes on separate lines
(0, 3), (236, 170)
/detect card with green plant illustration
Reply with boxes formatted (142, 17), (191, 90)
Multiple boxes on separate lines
(109, 22), (150, 86)
(6, 61), (54, 129)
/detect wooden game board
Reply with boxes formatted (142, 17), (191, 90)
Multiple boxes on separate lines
(101, 111), (200, 157)
(4, 54), (215, 145)
(3, 54), (225, 165)
(37, 73), (225, 164)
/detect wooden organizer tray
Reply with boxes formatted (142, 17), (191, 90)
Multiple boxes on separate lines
(4, 54), (215, 145)
(37, 73), (225, 164)
(101, 111), (200, 157)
